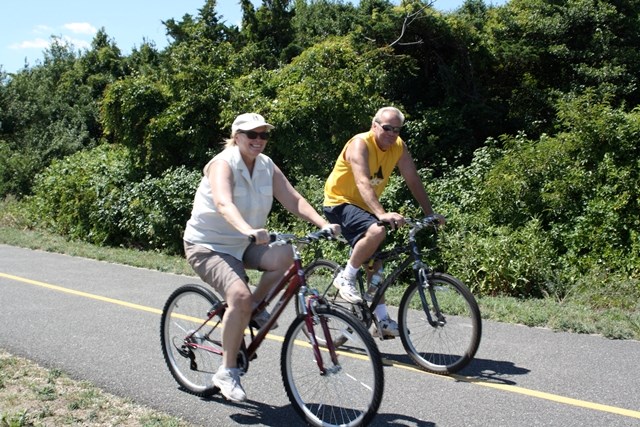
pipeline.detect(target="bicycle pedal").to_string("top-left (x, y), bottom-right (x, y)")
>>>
top-left (372, 326), bottom-right (398, 340)
top-left (250, 353), bottom-right (258, 361)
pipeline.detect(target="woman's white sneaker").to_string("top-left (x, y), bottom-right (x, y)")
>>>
top-left (213, 366), bottom-right (246, 402)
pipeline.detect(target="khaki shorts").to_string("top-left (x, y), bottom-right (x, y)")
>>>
top-left (183, 240), bottom-right (268, 296)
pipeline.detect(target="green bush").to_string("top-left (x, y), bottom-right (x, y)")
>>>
top-left (0, 141), bottom-right (34, 197)
top-left (440, 219), bottom-right (558, 298)
top-left (25, 144), bottom-right (133, 245)
top-left (112, 166), bottom-right (201, 254)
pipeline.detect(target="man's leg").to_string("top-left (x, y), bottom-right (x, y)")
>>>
top-left (348, 222), bottom-right (386, 269)
top-left (335, 222), bottom-right (386, 304)
top-left (350, 225), bottom-right (399, 337)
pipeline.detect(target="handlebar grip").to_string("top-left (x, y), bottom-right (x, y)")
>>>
top-left (424, 215), bottom-right (441, 226)
top-left (376, 220), bottom-right (400, 229)
top-left (248, 233), bottom-right (278, 243)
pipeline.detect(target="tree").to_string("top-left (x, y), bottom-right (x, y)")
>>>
top-left (102, 13), bottom-right (238, 176)
top-left (291, 0), bottom-right (361, 48)
top-left (483, 0), bottom-right (640, 137)
top-left (164, 0), bottom-right (240, 46)
top-left (0, 38), bottom-right (101, 197)
top-left (223, 36), bottom-right (412, 180)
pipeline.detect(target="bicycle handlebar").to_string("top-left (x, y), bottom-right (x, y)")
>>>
top-left (248, 228), bottom-right (339, 246)
top-left (376, 214), bottom-right (441, 230)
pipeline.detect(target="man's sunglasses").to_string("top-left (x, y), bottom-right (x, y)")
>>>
top-left (376, 121), bottom-right (402, 133)
top-left (238, 130), bottom-right (270, 140)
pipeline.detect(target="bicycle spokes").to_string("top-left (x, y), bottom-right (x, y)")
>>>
top-left (160, 285), bottom-right (224, 397)
top-left (281, 306), bottom-right (384, 427)
top-left (399, 273), bottom-right (481, 374)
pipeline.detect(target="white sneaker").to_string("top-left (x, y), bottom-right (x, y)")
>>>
top-left (373, 316), bottom-right (399, 338)
top-left (333, 274), bottom-right (363, 304)
top-left (213, 366), bottom-right (246, 402)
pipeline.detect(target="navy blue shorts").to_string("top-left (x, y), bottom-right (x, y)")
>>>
top-left (324, 203), bottom-right (378, 247)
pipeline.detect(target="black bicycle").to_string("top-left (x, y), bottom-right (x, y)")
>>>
top-left (301, 216), bottom-right (482, 374)
top-left (160, 229), bottom-right (384, 427)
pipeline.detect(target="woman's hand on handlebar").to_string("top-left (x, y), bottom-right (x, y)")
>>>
top-left (248, 228), bottom-right (271, 245)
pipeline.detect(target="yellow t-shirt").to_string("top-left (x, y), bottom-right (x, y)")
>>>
top-left (324, 130), bottom-right (404, 212)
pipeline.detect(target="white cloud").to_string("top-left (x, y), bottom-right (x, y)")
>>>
top-left (9, 35), bottom-right (91, 51)
top-left (63, 22), bottom-right (97, 35)
top-left (9, 38), bottom-right (50, 50)
top-left (9, 22), bottom-right (95, 51)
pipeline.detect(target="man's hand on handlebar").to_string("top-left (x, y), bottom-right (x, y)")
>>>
top-left (426, 213), bottom-right (446, 227)
top-left (377, 212), bottom-right (405, 230)
top-left (321, 223), bottom-right (342, 238)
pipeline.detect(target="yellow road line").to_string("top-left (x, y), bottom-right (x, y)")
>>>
top-left (382, 358), bottom-right (640, 419)
top-left (3, 271), bottom-right (640, 420)
top-left (0, 272), bottom-right (161, 314)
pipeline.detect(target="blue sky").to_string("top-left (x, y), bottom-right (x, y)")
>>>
top-left (1, 0), bottom-right (502, 75)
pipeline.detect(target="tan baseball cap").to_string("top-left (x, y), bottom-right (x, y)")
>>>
top-left (231, 113), bottom-right (274, 133)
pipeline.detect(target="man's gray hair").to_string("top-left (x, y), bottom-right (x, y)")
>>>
top-left (372, 106), bottom-right (405, 125)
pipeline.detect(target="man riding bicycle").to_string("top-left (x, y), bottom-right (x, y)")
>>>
top-left (323, 106), bottom-right (445, 338)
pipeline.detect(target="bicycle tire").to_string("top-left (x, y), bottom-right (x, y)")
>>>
top-left (160, 283), bottom-right (223, 397)
top-left (281, 305), bottom-right (384, 427)
top-left (398, 272), bottom-right (481, 374)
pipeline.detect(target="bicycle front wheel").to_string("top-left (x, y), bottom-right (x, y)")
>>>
top-left (398, 272), bottom-right (481, 374)
top-left (160, 284), bottom-right (223, 397)
top-left (281, 306), bottom-right (384, 427)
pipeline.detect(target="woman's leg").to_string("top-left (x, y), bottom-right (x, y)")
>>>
top-left (221, 278), bottom-right (252, 368)
top-left (245, 244), bottom-right (293, 305)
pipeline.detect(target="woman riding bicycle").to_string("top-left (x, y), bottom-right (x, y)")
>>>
top-left (183, 113), bottom-right (340, 402)
top-left (323, 106), bottom-right (445, 338)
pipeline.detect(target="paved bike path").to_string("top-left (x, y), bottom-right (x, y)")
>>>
top-left (1, 244), bottom-right (639, 426)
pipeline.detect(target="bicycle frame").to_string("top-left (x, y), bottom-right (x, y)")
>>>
top-left (184, 232), bottom-right (338, 372)
top-left (299, 216), bottom-right (480, 375)
top-left (363, 218), bottom-right (445, 328)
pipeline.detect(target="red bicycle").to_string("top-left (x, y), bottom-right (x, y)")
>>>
top-left (160, 229), bottom-right (384, 427)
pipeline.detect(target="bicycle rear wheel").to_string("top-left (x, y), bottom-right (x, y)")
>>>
top-left (301, 259), bottom-right (372, 348)
top-left (302, 259), bottom-right (341, 301)
top-left (160, 284), bottom-right (223, 396)
top-left (281, 306), bottom-right (384, 427)
top-left (398, 272), bottom-right (481, 374)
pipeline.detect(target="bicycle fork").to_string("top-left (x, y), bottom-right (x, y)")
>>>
top-left (414, 263), bottom-right (446, 327)
top-left (300, 292), bottom-right (340, 374)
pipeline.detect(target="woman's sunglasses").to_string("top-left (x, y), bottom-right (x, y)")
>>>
top-left (238, 130), bottom-right (270, 140)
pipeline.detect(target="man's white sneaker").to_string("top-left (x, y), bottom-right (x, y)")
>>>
top-left (373, 316), bottom-right (399, 339)
top-left (333, 274), bottom-right (363, 304)
top-left (213, 366), bottom-right (246, 402)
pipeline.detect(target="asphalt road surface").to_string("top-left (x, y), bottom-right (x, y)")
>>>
top-left (1, 244), bottom-right (639, 426)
